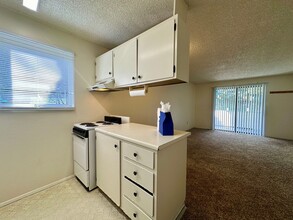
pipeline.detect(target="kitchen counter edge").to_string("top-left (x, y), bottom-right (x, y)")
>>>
top-left (95, 123), bottom-right (191, 151)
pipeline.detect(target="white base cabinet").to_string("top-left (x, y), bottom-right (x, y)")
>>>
top-left (95, 123), bottom-right (189, 220)
top-left (96, 132), bottom-right (120, 206)
top-left (121, 139), bottom-right (187, 220)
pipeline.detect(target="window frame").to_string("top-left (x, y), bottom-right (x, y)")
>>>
top-left (0, 31), bottom-right (75, 111)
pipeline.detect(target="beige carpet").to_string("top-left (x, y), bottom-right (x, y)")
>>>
top-left (182, 129), bottom-right (293, 220)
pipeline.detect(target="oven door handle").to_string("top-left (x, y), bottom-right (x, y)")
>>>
top-left (72, 133), bottom-right (86, 140)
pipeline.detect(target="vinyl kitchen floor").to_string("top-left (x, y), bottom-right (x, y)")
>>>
top-left (0, 178), bottom-right (128, 220)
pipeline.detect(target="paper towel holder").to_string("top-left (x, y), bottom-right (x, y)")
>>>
top-left (129, 85), bottom-right (148, 97)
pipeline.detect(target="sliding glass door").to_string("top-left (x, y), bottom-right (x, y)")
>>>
top-left (213, 84), bottom-right (266, 136)
top-left (213, 86), bottom-right (237, 132)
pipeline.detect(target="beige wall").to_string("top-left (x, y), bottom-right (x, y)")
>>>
top-left (95, 83), bottom-right (196, 131)
top-left (194, 74), bottom-right (293, 140)
top-left (0, 8), bottom-right (109, 204)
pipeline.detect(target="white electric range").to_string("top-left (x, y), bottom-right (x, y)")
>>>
top-left (72, 116), bottom-right (130, 191)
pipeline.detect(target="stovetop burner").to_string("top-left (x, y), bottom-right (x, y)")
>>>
top-left (80, 122), bottom-right (97, 127)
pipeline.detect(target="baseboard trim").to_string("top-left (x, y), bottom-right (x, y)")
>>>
top-left (176, 204), bottom-right (187, 220)
top-left (0, 175), bottom-right (74, 208)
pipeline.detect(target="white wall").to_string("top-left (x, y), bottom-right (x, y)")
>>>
top-left (0, 8), bottom-right (109, 204)
top-left (95, 83), bottom-right (196, 131)
top-left (194, 74), bottom-right (293, 140)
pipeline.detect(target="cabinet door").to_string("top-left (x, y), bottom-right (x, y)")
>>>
top-left (95, 50), bottom-right (113, 81)
top-left (138, 17), bottom-right (175, 83)
top-left (96, 132), bottom-right (120, 206)
top-left (114, 38), bottom-right (137, 87)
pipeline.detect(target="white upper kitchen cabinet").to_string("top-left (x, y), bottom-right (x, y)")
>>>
top-left (137, 14), bottom-right (189, 85)
top-left (93, 14), bottom-right (189, 89)
top-left (95, 50), bottom-right (113, 82)
top-left (113, 38), bottom-right (137, 87)
top-left (137, 16), bottom-right (175, 83)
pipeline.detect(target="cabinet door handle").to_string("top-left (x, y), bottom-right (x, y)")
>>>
top-left (132, 76), bottom-right (136, 80)
top-left (133, 213), bottom-right (137, 218)
top-left (138, 75), bottom-right (142, 79)
top-left (133, 171), bottom-right (137, 176)
top-left (133, 192), bottom-right (137, 197)
top-left (109, 72), bottom-right (112, 75)
top-left (133, 153), bottom-right (137, 157)
top-left (114, 144), bottom-right (118, 148)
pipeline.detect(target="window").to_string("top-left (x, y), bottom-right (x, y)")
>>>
top-left (0, 31), bottom-right (74, 109)
top-left (213, 84), bottom-right (266, 136)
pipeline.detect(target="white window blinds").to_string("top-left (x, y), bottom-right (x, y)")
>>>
top-left (0, 31), bottom-right (74, 109)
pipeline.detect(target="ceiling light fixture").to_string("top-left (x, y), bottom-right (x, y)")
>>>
top-left (23, 0), bottom-right (39, 11)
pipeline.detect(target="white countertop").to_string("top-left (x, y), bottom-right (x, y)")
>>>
top-left (95, 123), bottom-right (191, 151)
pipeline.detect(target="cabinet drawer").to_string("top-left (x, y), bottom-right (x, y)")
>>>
top-left (122, 196), bottom-right (152, 220)
top-left (123, 159), bottom-right (154, 193)
top-left (123, 142), bottom-right (154, 169)
top-left (123, 178), bottom-right (153, 217)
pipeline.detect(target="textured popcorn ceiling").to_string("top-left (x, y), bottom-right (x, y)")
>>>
top-left (0, 0), bottom-right (174, 48)
top-left (188, 0), bottom-right (293, 83)
top-left (0, 0), bottom-right (293, 83)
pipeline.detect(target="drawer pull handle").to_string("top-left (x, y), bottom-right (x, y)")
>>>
top-left (114, 144), bottom-right (118, 148)
top-left (133, 171), bottom-right (137, 176)
top-left (133, 213), bottom-right (137, 218)
top-left (133, 153), bottom-right (137, 157)
top-left (133, 192), bottom-right (137, 197)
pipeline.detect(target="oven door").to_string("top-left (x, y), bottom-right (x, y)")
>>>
top-left (73, 134), bottom-right (89, 171)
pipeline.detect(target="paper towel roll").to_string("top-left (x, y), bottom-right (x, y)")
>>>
top-left (129, 86), bottom-right (148, 97)
top-left (129, 89), bottom-right (145, 96)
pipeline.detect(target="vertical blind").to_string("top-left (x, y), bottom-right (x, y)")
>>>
top-left (213, 86), bottom-right (237, 132)
top-left (0, 31), bottom-right (74, 109)
top-left (214, 84), bottom-right (266, 136)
